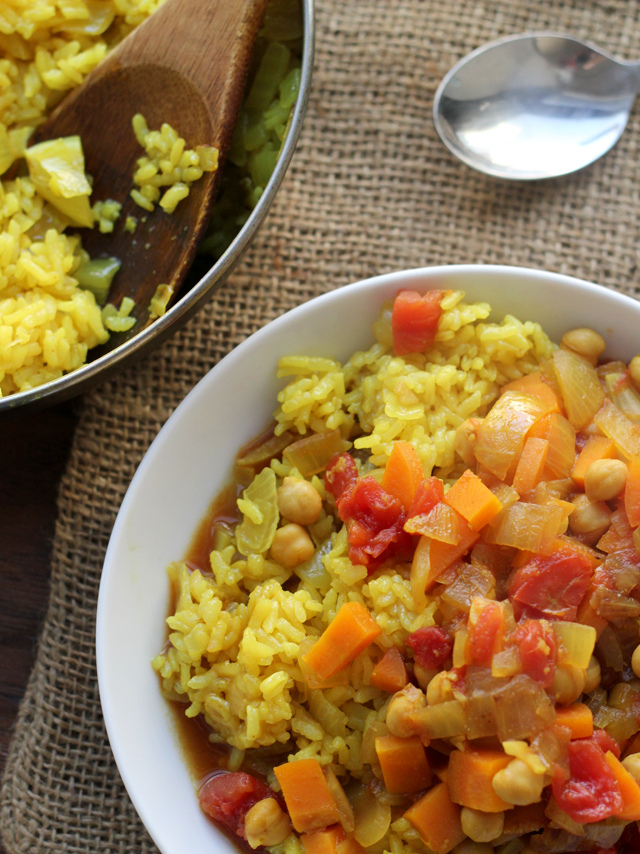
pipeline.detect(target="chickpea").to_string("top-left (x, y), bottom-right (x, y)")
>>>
top-left (414, 663), bottom-right (438, 691)
top-left (386, 684), bottom-right (427, 738)
top-left (630, 355), bottom-right (640, 390)
top-left (426, 670), bottom-right (456, 705)
top-left (584, 458), bottom-right (628, 502)
top-left (561, 327), bottom-right (606, 366)
top-left (553, 662), bottom-right (587, 705)
top-left (622, 753), bottom-right (640, 783)
top-left (568, 494), bottom-right (611, 544)
top-left (454, 417), bottom-right (483, 467)
top-left (460, 807), bottom-right (504, 843)
top-left (244, 798), bottom-right (292, 848)
top-left (632, 644), bottom-right (640, 678)
top-left (270, 523), bottom-right (315, 567)
top-left (492, 758), bottom-right (545, 806)
top-left (277, 476), bottom-right (322, 526)
top-left (584, 656), bottom-right (601, 693)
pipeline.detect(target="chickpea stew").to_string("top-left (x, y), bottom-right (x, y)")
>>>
top-left (153, 289), bottom-right (640, 854)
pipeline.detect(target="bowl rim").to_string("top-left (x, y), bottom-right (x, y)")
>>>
top-left (97, 262), bottom-right (640, 854)
top-left (0, 0), bottom-right (316, 414)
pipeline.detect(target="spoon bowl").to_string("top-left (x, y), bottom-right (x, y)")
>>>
top-left (433, 32), bottom-right (640, 180)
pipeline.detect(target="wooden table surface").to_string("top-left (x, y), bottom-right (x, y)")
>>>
top-left (0, 400), bottom-right (80, 853)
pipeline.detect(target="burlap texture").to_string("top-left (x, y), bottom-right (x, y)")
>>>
top-left (3, 0), bottom-right (640, 851)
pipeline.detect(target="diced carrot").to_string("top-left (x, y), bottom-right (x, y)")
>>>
top-left (527, 412), bottom-right (576, 480)
top-left (512, 437), bottom-right (549, 496)
top-left (403, 782), bottom-right (466, 854)
top-left (578, 587), bottom-right (609, 635)
top-left (301, 826), bottom-right (366, 854)
top-left (275, 758), bottom-right (344, 833)
top-left (301, 826), bottom-right (344, 854)
top-left (624, 456), bottom-right (640, 527)
top-left (443, 468), bottom-right (503, 530)
top-left (555, 703), bottom-right (594, 739)
top-left (475, 391), bottom-right (553, 480)
top-left (302, 601), bottom-right (381, 681)
top-left (501, 372), bottom-right (562, 413)
top-left (381, 441), bottom-right (424, 509)
top-left (336, 835), bottom-right (366, 854)
top-left (604, 750), bottom-right (640, 821)
top-left (571, 435), bottom-right (617, 488)
top-left (410, 512), bottom-right (479, 602)
top-left (370, 647), bottom-right (409, 693)
top-left (375, 734), bottom-right (432, 794)
top-left (447, 749), bottom-right (512, 812)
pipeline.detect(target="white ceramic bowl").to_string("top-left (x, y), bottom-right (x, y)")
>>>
top-left (97, 264), bottom-right (640, 854)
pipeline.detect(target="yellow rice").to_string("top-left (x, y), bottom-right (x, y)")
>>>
top-left (0, 0), bottom-right (166, 396)
top-left (152, 291), bottom-right (555, 854)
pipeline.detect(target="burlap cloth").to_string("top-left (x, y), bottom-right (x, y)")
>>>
top-left (3, 0), bottom-right (640, 851)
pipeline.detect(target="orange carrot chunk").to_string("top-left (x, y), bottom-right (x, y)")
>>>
top-left (512, 437), bottom-right (549, 496)
top-left (443, 468), bottom-right (503, 530)
top-left (274, 758), bottom-right (343, 833)
top-left (404, 782), bottom-right (466, 854)
top-left (302, 601), bottom-right (381, 681)
top-left (375, 734), bottom-right (432, 794)
top-left (624, 455), bottom-right (640, 527)
top-left (604, 750), bottom-right (640, 821)
top-left (555, 703), bottom-right (594, 739)
top-left (381, 441), bottom-right (424, 509)
top-left (301, 826), bottom-right (344, 854)
top-left (370, 647), bottom-right (409, 693)
top-left (447, 749), bottom-right (512, 813)
top-left (571, 435), bottom-right (617, 487)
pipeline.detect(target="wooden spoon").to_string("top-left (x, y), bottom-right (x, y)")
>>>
top-left (30, 0), bottom-right (269, 339)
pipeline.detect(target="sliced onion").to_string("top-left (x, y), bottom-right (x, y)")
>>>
top-left (552, 621), bottom-right (596, 670)
top-left (405, 500), bottom-right (461, 543)
top-left (351, 780), bottom-right (392, 847)
top-left (604, 371), bottom-right (640, 423)
top-left (492, 674), bottom-right (556, 741)
top-left (595, 625), bottom-right (625, 672)
top-left (594, 398), bottom-right (640, 460)
top-left (283, 429), bottom-right (345, 476)
top-left (484, 500), bottom-right (565, 555)
top-left (475, 391), bottom-right (553, 479)
top-left (552, 348), bottom-right (605, 430)
top-left (591, 586), bottom-right (640, 621)
top-left (441, 562), bottom-right (495, 613)
top-left (236, 426), bottom-right (294, 468)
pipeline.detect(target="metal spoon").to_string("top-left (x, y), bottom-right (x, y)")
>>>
top-left (30, 0), bottom-right (268, 337)
top-left (433, 32), bottom-right (640, 180)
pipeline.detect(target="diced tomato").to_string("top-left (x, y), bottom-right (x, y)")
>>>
top-left (589, 729), bottom-right (621, 759)
top-left (406, 626), bottom-right (452, 670)
top-left (326, 454), bottom-right (413, 573)
top-left (551, 739), bottom-right (623, 824)
top-left (325, 452), bottom-right (358, 503)
top-left (391, 289), bottom-right (444, 356)
top-left (514, 619), bottom-right (557, 689)
top-left (467, 599), bottom-right (504, 666)
top-left (508, 548), bottom-right (592, 621)
top-left (406, 476), bottom-right (445, 518)
top-left (199, 771), bottom-right (275, 840)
